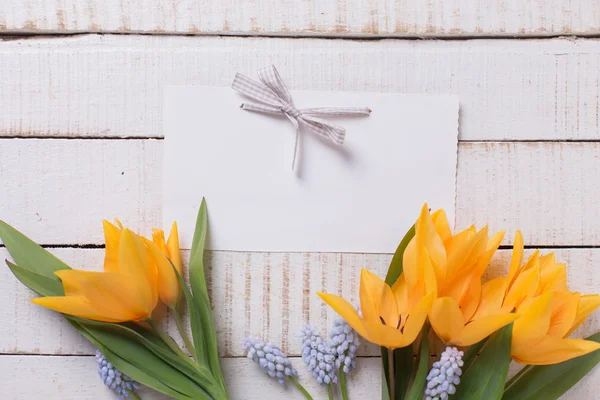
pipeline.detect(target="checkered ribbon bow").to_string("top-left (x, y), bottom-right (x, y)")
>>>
top-left (232, 65), bottom-right (371, 169)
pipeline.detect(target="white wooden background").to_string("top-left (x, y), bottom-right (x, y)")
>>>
top-left (0, 2), bottom-right (599, 399)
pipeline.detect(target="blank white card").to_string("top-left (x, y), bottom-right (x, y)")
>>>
top-left (163, 86), bottom-right (458, 252)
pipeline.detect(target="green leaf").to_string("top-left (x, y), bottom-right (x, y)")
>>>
top-left (381, 224), bottom-right (416, 400)
top-left (186, 200), bottom-right (228, 394)
top-left (385, 225), bottom-right (415, 286)
top-left (77, 320), bottom-right (212, 399)
top-left (6, 260), bottom-right (64, 296)
top-left (453, 324), bottom-right (513, 400)
top-left (382, 347), bottom-right (391, 399)
top-left (189, 199), bottom-right (209, 299)
top-left (394, 345), bottom-right (414, 399)
top-left (77, 318), bottom-right (215, 390)
top-left (70, 319), bottom-right (196, 400)
top-left (461, 338), bottom-right (487, 371)
top-left (0, 220), bottom-right (71, 278)
top-left (502, 333), bottom-right (600, 400)
top-left (405, 325), bottom-right (431, 400)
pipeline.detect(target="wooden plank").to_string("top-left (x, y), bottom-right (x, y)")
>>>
top-left (0, 35), bottom-right (599, 141)
top-left (2, 139), bottom-right (599, 246)
top-left (0, 355), bottom-right (382, 399)
top-left (1, 247), bottom-right (598, 356)
top-left (457, 142), bottom-right (600, 247)
top-left (1, 1), bottom-right (599, 37)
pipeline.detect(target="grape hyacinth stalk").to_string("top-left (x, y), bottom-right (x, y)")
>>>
top-left (96, 350), bottom-right (141, 400)
top-left (329, 316), bottom-right (359, 400)
top-left (300, 325), bottom-right (338, 400)
top-left (243, 336), bottom-right (313, 400)
top-left (425, 346), bottom-right (464, 400)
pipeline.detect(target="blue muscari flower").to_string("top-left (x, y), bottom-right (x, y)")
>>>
top-left (329, 315), bottom-right (360, 374)
top-left (96, 350), bottom-right (141, 400)
top-left (300, 325), bottom-right (338, 385)
top-left (425, 346), bottom-right (464, 400)
top-left (243, 336), bottom-right (297, 385)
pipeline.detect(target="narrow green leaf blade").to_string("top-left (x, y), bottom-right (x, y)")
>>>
top-left (0, 220), bottom-right (71, 278)
top-left (502, 333), bottom-right (600, 400)
top-left (406, 325), bottom-right (431, 400)
top-left (453, 324), bottom-right (513, 400)
top-left (77, 320), bottom-right (211, 399)
top-left (385, 225), bottom-right (415, 286)
top-left (189, 199), bottom-right (209, 299)
top-left (6, 261), bottom-right (64, 296)
top-left (462, 338), bottom-right (487, 371)
top-left (186, 201), bottom-right (228, 393)
top-left (394, 345), bottom-right (414, 399)
top-left (382, 347), bottom-right (391, 399)
top-left (70, 320), bottom-right (196, 400)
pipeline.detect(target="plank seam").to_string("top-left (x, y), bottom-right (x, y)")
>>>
top-left (1, 32), bottom-right (600, 41)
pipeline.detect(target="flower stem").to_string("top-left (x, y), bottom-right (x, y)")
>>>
top-left (387, 348), bottom-right (395, 399)
top-left (287, 376), bottom-right (314, 400)
top-left (339, 367), bottom-right (349, 400)
top-left (327, 384), bottom-right (334, 400)
top-left (174, 308), bottom-right (197, 361)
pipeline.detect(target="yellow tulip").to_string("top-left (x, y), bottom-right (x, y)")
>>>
top-left (472, 231), bottom-right (569, 319)
top-left (511, 291), bottom-right (600, 365)
top-left (32, 222), bottom-right (159, 322)
top-left (145, 222), bottom-right (182, 308)
top-left (404, 204), bottom-right (516, 346)
top-left (318, 269), bottom-right (434, 349)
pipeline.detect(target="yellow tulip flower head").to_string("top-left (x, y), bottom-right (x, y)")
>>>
top-left (318, 269), bottom-right (434, 349)
top-left (402, 204), bottom-right (516, 346)
top-left (145, 222), bottom-right (182, 309)
top-left (32, 221), bottom-right (159, 322)
top-left (511, 291), bottom-right (600, 365)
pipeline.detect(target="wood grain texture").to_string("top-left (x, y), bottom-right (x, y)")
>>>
top-left (1, 247), bottom-right (598, 357)
top-left (1, 355), bottom-right (597, 399)
top-left (0, 355), bottom-right (381, 399)
top-left (0, 35), bottom-right (599, 141)
top-left (1, 1), bottom-right (599, 37)
top-left (2, 139), bottom-right (599, 246)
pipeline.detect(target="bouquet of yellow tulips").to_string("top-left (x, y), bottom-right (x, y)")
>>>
top-left (1, 200), bottom-right (229, 400)
top-left (318, 204), bottom-right (600, 400)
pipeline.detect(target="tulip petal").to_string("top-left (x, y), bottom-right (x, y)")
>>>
top-left (32, 296), bottom-right (125, 323)
top-left (504, 259), bottom-right (540, 310)
top-left (318, 292), bottom-right (371, 342)
top-left (431, 209), bottom-right (452, 244)
top-left (55, 270), bottom-right (148, 320)
top-left (567, 294), bottom-right (600, 336)
top-left (166, 222), bottom-right (182, 274)
top-left (513, 337), bottom-right (600, 365)
top-left (118, 229), bottom-right (154, 309)
top-left (460, 277), bottom-right (482, 322)
top-left (145, 238), bottom-right (180, 308)
top-left (102, 220), bottom-right (121, 273)
top-left (415, 204), bottom-right (446, 278)
top-left (506, 230), bottom-right (524, 292)
top-left (453, 312), bottom-right (518, 346)
top-left (547, 292), bottom-right (579, 338)
top-left (402, 292), bottom-right (435, 345)
top-left (391, 274), bottom-right (409, 316)
top-left (513, 292), bottom-right (554, 351)
top-left (359, 269), bottom-right (386, 324)
top-left (430, 297), bottom-right (464, 343)
top-left (473, 277), bottom-right (506, 319)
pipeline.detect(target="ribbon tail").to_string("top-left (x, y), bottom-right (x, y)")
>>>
top-left (286, 115), bottom-right (301, 170)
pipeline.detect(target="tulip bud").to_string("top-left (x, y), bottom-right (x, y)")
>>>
top-left (145, 237), bottom-right (180, 309)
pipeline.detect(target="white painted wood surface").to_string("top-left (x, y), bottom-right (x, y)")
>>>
top-left (1, 139), bottom-right (599, 246)
top-left (0, 9), bottom-right (599, 397)
top-left (0, 35), bottom-right (599, 141)
top-left (1, 248), bottom-right (598, 357)
top-left (1, 0), bottom-right (599, 36)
